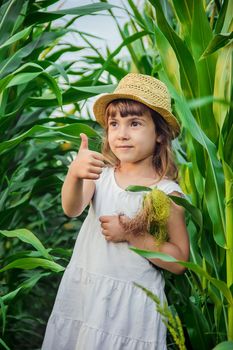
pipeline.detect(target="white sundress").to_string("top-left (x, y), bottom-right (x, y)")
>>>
top-left (41, 166), bottom-right (184, 350)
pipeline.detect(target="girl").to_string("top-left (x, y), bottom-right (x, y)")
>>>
top-left (42, 73), bottom-right (190, 350)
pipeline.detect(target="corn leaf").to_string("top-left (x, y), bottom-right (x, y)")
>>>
top-left (0, 229), bottom-right (52, 260)
top-left (0, 124), bottom-right (99, 154)
top-left (201, 32), bottom-right (233, 59)
top-left (0, 258), bottom-right (65, 273)
top-left (130, 248), bottom-right (233, 305)
top-left (26, 3), bottom-right (118, 25)
top-left (162, 75), bottom-right (225, 247)
top-left (0, 0), bottom-right (24, 46)
top-left (149, 0), bottom-right (198, 98)
top-left (212, 341), bottom-right (233, 350)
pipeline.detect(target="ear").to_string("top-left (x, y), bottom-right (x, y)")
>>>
top-left (156, 135), bottom-right (163, 143)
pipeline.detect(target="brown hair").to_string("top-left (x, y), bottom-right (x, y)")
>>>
top-left (101, 99), bottom-right (178, 181)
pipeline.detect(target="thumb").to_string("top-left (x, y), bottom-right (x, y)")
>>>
top-left (79, 133), bottom-right (89, 150)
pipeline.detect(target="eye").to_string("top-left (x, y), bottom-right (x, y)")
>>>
top-left (108, 121), bottom-right (118, 127)
top-left (131, 120), bottom-right (141, 127)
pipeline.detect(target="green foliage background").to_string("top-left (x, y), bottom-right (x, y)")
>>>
top-left (0, 1), bottom-right (232, 349)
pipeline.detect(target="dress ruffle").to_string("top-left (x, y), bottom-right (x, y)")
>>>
top-left (43, 266), bottom-right (167, 350)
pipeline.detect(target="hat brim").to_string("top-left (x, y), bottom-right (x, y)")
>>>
top-left (93, 92), bottom-right (180, 138)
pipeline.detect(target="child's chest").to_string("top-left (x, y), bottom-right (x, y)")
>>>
top-left (92, 185), bottom-right (144, 219)
top-left (114, 172), bottom-right (159, 190)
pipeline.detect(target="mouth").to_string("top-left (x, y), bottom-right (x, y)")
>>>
top-left (116, 146), bottom-right (133, 149)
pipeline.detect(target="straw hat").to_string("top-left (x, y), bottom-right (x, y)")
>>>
top-left (93, 73), bottom-right (180, 138)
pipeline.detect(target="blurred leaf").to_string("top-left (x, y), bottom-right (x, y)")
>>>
top-left (49, 3), bottom-right (119, 15)
top-left (71, 84), bottom-right (117, 94)
top-left (212, 342), bottom-right (233, 350)
top-left (205, 158), bottom-right (226, 248)
top-left (187, 96), bottom-right (232, 109)
top-left (201, 32), bottom-right (233, 59)
top-left (46, 46), bottom-right (86, 62)
top-left (27, 86), bottom-right (97, 107)
top-left (25, 3), bottom-right (118, 25)
top-left (153, 25), bottom-right (181, 93)
top-left (80, 55), bottom-right (127, 79)
top-left (191, 0), bottom-right (217, 141)
top-left (213, 43), bottom-right (232, 129)
top-left (0, 124), bottom-right (99, 154)
top-left (0, 258), bottom-right (65, 273)
top-left (6, 72), bottom-right (42, 87)
top-left (0, 31), bottom-right (67, 79)
top-left (0, 25), bottom-right (32, 50)
top-left (47, 61), bottom-right (69, 84)
top-left (39, 71), bottom-right (63, 107)
top-left (171, 0), bottom-right (193, 49)
top-left (149, 0), bottom-right (198, 98)
top-left (130, 248), bottom-right (233, 305)
top-left (31, 0), bottom-right (58, 9)
top-left (0, 0), bottom-right (24, 46)
top-left (0, 229), bottom-right (52, 260)
top-left (0, 338), bottom-right (10, 350)
top-left (182, 301), bottom-right (213, 350)
top-left (0, 297), bottom-right (6, 335)
top-left (19, 271), bottom-right (51, 291)
top-left (162, 75), bottom-right (226, 248)
top-left (93, 31), bottom-right (149, 83)
top-left (2, 272), bottom-right (50, 303)
top-left (215, 0), bottom-right (233, 33)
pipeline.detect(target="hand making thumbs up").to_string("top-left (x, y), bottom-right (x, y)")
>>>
top-left (68, 133), bottom-right (105, 180)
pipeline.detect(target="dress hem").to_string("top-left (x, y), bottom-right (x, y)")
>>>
top-left (50, 312), bottom-right (166, 346)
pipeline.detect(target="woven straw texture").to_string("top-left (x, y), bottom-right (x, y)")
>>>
top-left (93, 73), bottom-right (180, 138)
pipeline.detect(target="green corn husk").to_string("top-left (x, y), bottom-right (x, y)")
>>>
top-left (120, 188), bottom-right (171, 246)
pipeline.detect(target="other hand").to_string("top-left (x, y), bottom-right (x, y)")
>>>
top-left (69, 133), bottom-right (105, 180)
top-left (99, 215), bottom-right (130, 243)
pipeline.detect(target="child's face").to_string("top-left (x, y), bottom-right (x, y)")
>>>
top-left (107, 111), bottom-right (157, 165)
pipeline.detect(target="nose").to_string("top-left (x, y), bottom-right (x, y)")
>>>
top-left (117, 125), bottom-right (130, 140)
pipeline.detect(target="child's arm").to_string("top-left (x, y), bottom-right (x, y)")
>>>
top-left (126, 191), bottom-right (190, 274)
top-left (99, 191), bottom-right (189, 275)
top-left (62, 133), bottom-right (105, 217)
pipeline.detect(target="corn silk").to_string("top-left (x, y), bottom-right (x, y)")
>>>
top-left (120, 188), bottom-right (171, 246)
